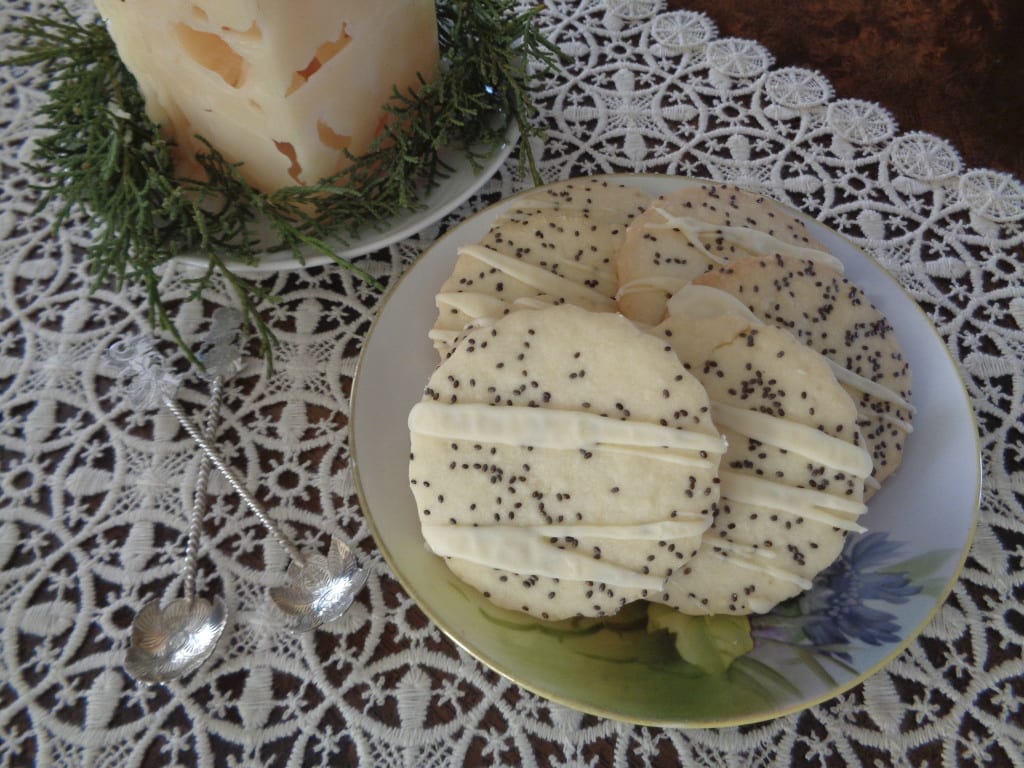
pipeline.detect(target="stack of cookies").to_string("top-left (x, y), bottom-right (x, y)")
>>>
top-left (408, 177), bottom-right (913, 620)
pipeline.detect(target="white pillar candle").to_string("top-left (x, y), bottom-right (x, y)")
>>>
top-left (96, 0), bottom-right (440, 193)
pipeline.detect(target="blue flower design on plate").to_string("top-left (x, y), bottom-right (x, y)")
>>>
top-left (798, 532), bottom-right (921, 655)
top-left (749, 531), bottom-right (955, 677)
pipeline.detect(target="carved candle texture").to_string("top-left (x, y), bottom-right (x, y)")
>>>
top-left (95, 0), bottom-right (441, 193)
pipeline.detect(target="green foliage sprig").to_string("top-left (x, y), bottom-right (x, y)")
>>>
top-left (5, 1), bottom-right (557, 367)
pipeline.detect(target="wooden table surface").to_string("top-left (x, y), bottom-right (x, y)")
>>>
top-left (671, 0), bottom-right (1024, 180)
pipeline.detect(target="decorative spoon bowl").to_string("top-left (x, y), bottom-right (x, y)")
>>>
top-left (269, 537), bottom-right (368, 633)
top-left (160, 394), bottom-right (366, 632)
top-left (107, 332), bottom-right (367, 634)
top-left (126, 595), bottom-right (228, 683)
top-left (126, 383), bottom-right (229, 683)
top-left (122, 308), bottom-right (242, 682)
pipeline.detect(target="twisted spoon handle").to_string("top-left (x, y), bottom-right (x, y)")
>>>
top-left (182, 377), bottom-right (225, 601)
top-left (161, 395), bottom-right (307, 565)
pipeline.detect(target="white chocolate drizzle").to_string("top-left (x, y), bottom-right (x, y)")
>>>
top-left (428, 328), bottom-right (461, 346)
top-left (430, 296), bottom-right (561, 352)
top-left (511, 296), bottom-right (557, 310)
top-left (648, 209), bottom-right (846, 273)
top-left (409, 402), bottom-right (727, 457)
top-left (436, 292), bottom-right (510, 320)
top-left (708, 540), bottom-right (814, 590)
top-left (828, 358), bottom-right (916, 418)
top-left (665, 284), bottom-right (761, 323)
top-left (536, 518), bottom-right (708, 538)
top-left (666, 285), bottom-right (915, 432)
top-left (743, 595), bottom-right (776, 614)
top-left (615, 276), bottom-right (689, 300)
top-left (712, 402), bottom-right (874, 476)
top-left (458, 245), bottom-right (617, 310)
top-left (719, 471), bottom-right (867, 532)
top-left (873, 410), bottom-right (915, 433)
top-left (598, 444), bottom-right (717, 469)
top-left (421, 525), bottom-right (666, 590)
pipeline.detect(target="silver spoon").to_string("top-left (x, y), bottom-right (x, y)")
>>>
top-left (106, 334), bottom-right (366, 633)
top-left (124, 390), bottom-right (228, 683)
top-left (160, 395), bottom-right (366, 631)
top-left (124, 311), bottom-right (244, 683)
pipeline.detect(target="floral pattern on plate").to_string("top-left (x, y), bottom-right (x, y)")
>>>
top-left (748, 532), bottom-right (957, 692)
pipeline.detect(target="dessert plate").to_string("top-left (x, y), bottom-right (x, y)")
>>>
top-left (178, 122), bottom-right (518, 273)
top-left (350, 174), bottom-right (980, 726)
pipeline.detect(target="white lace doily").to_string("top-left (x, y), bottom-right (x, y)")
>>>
top-left (2, 1), bottom-right (1023, 766)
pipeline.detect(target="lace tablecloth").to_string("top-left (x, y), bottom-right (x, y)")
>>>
top-left (2, 1), bottom-right (1023, 765)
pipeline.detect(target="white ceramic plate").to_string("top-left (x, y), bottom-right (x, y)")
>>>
top-left (177, 123), bottom-right (518, 273)
top-left (350, 174), bottom-right (980, 726)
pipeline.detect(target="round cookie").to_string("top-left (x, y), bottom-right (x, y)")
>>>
top-left (651, 286), bottom-right (872, 615)
top-left (429, 179), bottom-right (652, 359)
top-left (614, 181), bottom-right (843, 326)
top-left (409, 304), bottom-right (727, 620)
top-left (692, 253), bottom-right (913, 493)
top-left (515, 176), bottom-right (654, 217)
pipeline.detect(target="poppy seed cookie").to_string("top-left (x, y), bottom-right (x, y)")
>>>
top-left (693, 253), bottom-right (913, 493)
top-left (615, 182), bottom-right (842, 326)
top-left (410, 304), bottom-right (726, 619)
top-left (430, 179), bottom-right (652, 359)
top-left (651, 286), bottom-right (872, 615)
